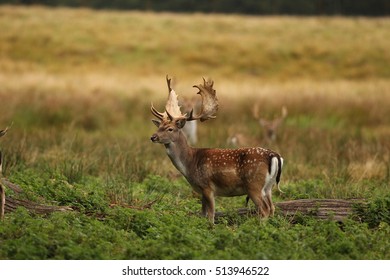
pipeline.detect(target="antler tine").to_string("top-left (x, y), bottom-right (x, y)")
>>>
top-left (165, 75), bottom-right (185, 119)
top-left (150, 103), bottom-right (166, 121)
top-left (166, 75), bottom-right (173, 94)
top-left (151, 76), bottom-right (218, 123)
top-left (150, 75), bottom-right (181, 122)
top-left (188, 77), bottom-right (219, 122)
top-left (202, 76), bottom-right (213, 87)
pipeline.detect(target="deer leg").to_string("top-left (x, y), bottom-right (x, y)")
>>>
top-left (264, 189), bottom-right (275, 216)
top-left (261, 189), bottom-right (271, 218)
top-left (266, 182), bottom-right (275, 216)
top-left (201, 189), bottom-right (215, 223)
top-left (247, 187), bottom-right (267, 218)
top-left (245, 195), bottom-right (250, 207)
top-left (263, 179), bottom-right (276, 217)
top-left (201, 196), bottom-right (208, 217)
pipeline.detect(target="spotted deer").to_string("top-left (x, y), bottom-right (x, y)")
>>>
top-left (150, 76), bottom-right (283, 223)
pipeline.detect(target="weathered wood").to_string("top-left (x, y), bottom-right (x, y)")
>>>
top-left (1, 126), bottom-right (72, 217)
top-left (0, 177), bottom-right (73, 217)
top-left (276, 199), bottom-right (364, 221)
top-left (215, 199), bottom-right (365, 222)
top-left (1, 178), bottom-right (23, 193)
top-left (4, 196), bottom-right (72, 214)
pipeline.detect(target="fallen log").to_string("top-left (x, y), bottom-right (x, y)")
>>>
top-left (276, 199), bottom-right (364, 221)
top-left (215, 199), bottom-right (365, 222)
top-left (0, 177), bottom-right (72, 219)
top-left (4, 196), bottom-right (73, 214)
top-left (1, 127), bottom-right (72, 219)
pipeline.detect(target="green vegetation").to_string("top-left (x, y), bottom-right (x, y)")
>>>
top-left (0, 6), bottom-right (389, 259)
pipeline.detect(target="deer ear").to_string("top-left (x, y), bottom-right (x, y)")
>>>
top-left (152, 119), bottom-right (161, 127)
top-left (175, 118), bottom-right (187, 129)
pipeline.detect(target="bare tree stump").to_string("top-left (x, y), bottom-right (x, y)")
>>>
top-left (215, 199), bottom-right (365, 222)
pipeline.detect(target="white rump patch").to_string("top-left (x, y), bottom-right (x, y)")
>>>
top-left (263, 157), bottom-right (279, 195)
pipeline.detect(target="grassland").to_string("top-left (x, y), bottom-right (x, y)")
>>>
top-left (0, 5), bottom-right (389, 260)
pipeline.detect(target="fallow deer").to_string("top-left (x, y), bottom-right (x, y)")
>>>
top-left (253, 104), bottom-right (288, 144)
top-left (179, 96), bottom-right (200, 145)
top-left (226, 132), bottom-right (258, 148)
top-left (150, 76), bottom-right (283, 223)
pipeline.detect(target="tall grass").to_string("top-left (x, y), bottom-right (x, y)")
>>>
top-left (1, 77), bottom-right (389, 203)
top-left (0, 5), bottom-right (390, 260)
top-left (0, 5), bottom-right (389, 211)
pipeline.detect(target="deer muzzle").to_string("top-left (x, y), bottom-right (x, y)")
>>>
top-left (150, 134), bottom-right (159, 143)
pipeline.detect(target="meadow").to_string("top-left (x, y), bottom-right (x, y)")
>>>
top-left (0, 5), bottom-right (389, 259)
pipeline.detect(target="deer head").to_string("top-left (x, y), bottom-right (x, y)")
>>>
top-left (150, 76), bottom-right (283, 224)
top-left (150, 76), bottom-right (218, 145)
top-left (253, 105), bottom-right (287, 143)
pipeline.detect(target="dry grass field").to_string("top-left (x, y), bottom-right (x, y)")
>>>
top-left (0, 5), bottom-right (389, 260)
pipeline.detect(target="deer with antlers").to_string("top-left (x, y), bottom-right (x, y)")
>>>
top-left (150, 76), bottom-right (283, 223)
top-left (253, 104), bottom-right (288, 144)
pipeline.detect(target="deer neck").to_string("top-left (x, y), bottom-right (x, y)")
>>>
top-left (164, 131), bottom-right (194, 177)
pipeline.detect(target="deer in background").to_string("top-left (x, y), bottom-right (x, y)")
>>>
top-left (227, 105), bottom-right (287, 148)
top-left (226, 131), bottom-right (258, 148)
top-left (253, 104), bottom-right (288, 144)
top-left (150, 76), bottom-right (283, 223)
top-left (179, 96), bottom-right (200, 145)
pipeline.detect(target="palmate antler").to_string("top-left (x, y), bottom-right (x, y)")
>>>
top-left (151, 75), bottom-right (184, 121)
top-left (151, 75), bottom-right (218, 123)
top-left (189, 77), bottom-right (218, 122)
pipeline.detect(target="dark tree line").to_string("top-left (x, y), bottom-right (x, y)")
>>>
top-left (1, 0), bottom-right (389, 16)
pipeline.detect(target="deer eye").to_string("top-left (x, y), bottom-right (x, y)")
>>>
top-left (167, 128), bottom-right (174, 132)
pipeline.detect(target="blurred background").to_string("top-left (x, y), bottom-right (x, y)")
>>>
top-left (0, 1), bottom-right (389, 198)
top-left (0, 0), bottom-right (390, 261)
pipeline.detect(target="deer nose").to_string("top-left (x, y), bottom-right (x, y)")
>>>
top-left (151, 134), bottom-right (159, 142)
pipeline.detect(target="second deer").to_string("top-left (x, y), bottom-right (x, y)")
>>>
top-left (150, 76), bottom-right (284, 223)
top-left (254, 104), bottom-right (288, 144)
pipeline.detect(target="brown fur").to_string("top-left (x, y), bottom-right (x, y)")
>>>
top-left (151, 121), bottom-right (282, 223)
